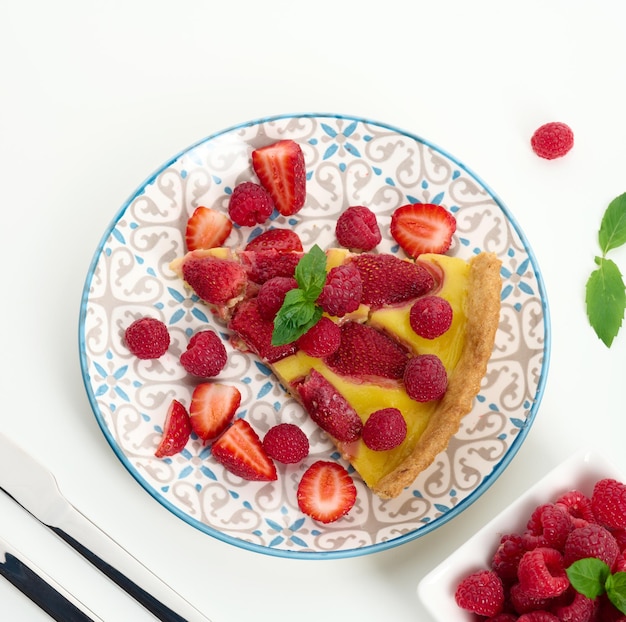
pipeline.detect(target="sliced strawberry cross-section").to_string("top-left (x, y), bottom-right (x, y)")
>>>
top-left (211, 418), bottom-right (277, 481)
top-left (252, 139), bottom-right (306, 216)
top-left (189, 382), bottom-right (241, 442)
top-left (297, 460), bottom-right (357, 524)
top-left (185, 206), bottom-right (232, 252)
top-left (390, 202), bottom-right (456, 258)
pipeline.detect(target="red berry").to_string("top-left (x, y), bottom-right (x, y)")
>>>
top-left (296, 316), bottom-right (341, 358)
top-left (517, 547), bottom-right (569, 599)
top-left (181, 255), bottom-right (247, 306)
top-left (185, 206), bottom-right (232, 252)
top-left (180, 330), bottom-right (227, 377)
top-left (523, 503), bottom-right (573, 550)
top-left (155, 399), bottom-right (191, 457)
top-left (244, 228), bottom-right (303, 254)
top-left (124, 317), bottom-right (170, 359)
top-left (555, 489), bottom-right (596, 528)
top-left (530, 122), bottom-right (574, 160)
top-left (256, 276), bottom-right (298, 320)
top-left (262, 423), bottom-right (309, 464)
top-left (316, 263), bottom-right (363, 317)
top-left (591, 478), bottom-right (626, 529)
top-left (189, 382), bottom-right (240, 442)
top-left (409, 295), bottom-right (453, 339)
top-left (335, 205), bottom-right (381, 252)
top-left (362, 408), bottom-right (407, 451)
top-left (517, 612), bottom-right (560, 622)
top-left (553, 591), bottom-right (597, 622)
top-left (454, 569), bottom-right (504, 617)
top-left (509, 582), bottom-right (554, 615)
top-left (228, 181), bottom-right (275, 226)
top-left (563, 523), bottom-right (620, 568)
top-left (491, 533), bottom-right (528, 581)
top-left (403, 354), bottom-right (447, 402)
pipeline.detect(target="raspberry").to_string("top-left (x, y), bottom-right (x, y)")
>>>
top-left (296, 316), bottom-right (341, 358)
top-left (262, 423), bottom-right (309, 464)
top-left (591, 478), bottom-right (626, 529)
top-left (180, 330), bottom-right (227, 377)
top-left (517, 548), bottom-right (569, 599)
top-left (124, 317), bottom-right (170, 359)
top-left (509, 582), bottom-right (554, 614)
top-left (403, 354), bottom-right (447, 402)
top-left (362, 408), bottom-right (407, 451)
top-left (552, 591), bottom-right (596, 622)
top-left (454, 569), bottom-right (504, 617)
top-left (409, 295), bottom-right (453, 339)
top-left (524, 503), bottom-right (573, 550)
top-left (335, 205), bottom-right (381, 252)
top-left (316, 263), bottom-right (363, 317)
top-left (487, 615), bottom-right (517, 622)
top-left (256, 276), bottom-right (298, 320)
top-left (228, 181), bottom-right (275, 226)
top-left (563, 523), bottom-right (619, 568)
top-left (517, 613), bottom-right (560, 622)
top-left (555, 490), bottom-right (596, 528)
top-left (530, 122), bottom-right (574, 160)
top-left (492, 533), bottom-right (528, 581)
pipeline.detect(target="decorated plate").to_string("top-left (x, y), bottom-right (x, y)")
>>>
top-left (78, 113), bottom-right (550, 559)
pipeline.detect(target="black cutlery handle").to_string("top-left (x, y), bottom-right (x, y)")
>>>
top-left (51, 527), bottom-right (187, 622)
top-left (0, 552), bottom-right (96, 622)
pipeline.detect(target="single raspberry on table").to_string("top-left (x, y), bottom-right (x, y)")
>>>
top-left (256, 276), bottom-right (298, 320)
top-left (563, 522), bottom-right (620, 568)
top-left (124, 317), bottom-right (170, 359)
top-left (361, 408), bottom-right (407, 451)
top-left (180, 330), bottom-right (227, 377)
top-left (591, 478), bottom-right (626, 529)
top-left (316, 263), bottom-right (363, 317)
top-left (335, 205), bottom-right (381, 252)
top-left (296, 316), bottom-right (341, 358)
top-left (262, 423), bottom-right (309, 464)
top-left (409, 295), bottom-right (453, 339)
top-left (403, 354), bottom-right (447, 402)
top-left (228, 181), bottom-right (275, 226)
top-left (530, 122), bottom-right (574, 160)
top-left (516, 547), bottom-right (569, 599)
top-left (454, 569), bottom-right (504, 617)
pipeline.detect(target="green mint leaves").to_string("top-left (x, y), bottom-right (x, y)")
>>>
top-left (271, 245), bottom-right (327, 346)
top-left (586, 192), bottom-right (626, 347)
top-left (567, 558), bottom-right (626, 613)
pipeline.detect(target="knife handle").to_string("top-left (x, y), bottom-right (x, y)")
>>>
top-left (0, 551), bottom-right (99, 622)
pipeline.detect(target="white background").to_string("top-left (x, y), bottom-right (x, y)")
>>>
top-left (2, 1), bottom-right (626, 620)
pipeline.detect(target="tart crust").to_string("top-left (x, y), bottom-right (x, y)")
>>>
top-left (371, 251), bottom-right (502, 498)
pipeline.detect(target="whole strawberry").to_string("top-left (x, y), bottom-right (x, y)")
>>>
top-left (530, 122), bottom-right (574, 160)
top-left (454, 569), bottom-right (504, 617)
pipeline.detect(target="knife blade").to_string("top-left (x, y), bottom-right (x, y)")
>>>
top-left (0, 533), bottom-right (104, 621)
top-left (0, 433), bottom-right (212, 622)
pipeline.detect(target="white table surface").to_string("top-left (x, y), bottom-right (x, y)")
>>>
top-left (2, 1), bottom-right (626, 620)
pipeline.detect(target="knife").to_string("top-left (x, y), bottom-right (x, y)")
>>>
top-left (0, 533), bottom-right (104, 621)
top-left (0, 433), bottom-right (212, 622)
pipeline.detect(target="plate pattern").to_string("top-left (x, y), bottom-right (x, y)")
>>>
top-left (79, 114), bottom-right (550, 558)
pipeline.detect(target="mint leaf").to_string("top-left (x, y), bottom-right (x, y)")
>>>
top-left (599, 192), bottom-right (626, 255)
top-left (567, 558), bottom-right (611, 599)
top-left (585, 256), bottom-right (626, 347)
top-left (271, 289), bottom-right (323, 346)
top-left (606, 572), bottom-right (626, 614)
top-left (295, 244), bottom-right (327, 301)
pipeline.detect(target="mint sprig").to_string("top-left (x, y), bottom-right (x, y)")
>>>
top-left (567, 558), bottom-right (626, 613)
top-left (586, 192), bottom-right (626, 347)
top-left (271, 244), bottom-right (327, 346)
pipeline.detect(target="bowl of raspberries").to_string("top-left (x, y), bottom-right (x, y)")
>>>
top-left (417, 449), bottom-right (626, 621)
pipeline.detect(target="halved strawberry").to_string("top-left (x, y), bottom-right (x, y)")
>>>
top-left (211, 418), bottom-right (277, 481)
top-left (185, 206), bottom-right (232, 252)
top-left (390, 203), bottom-right (456, 258)
top-left (189, 383), bottom-right (241, 441)
top-left (244, 228), bottom-right (303, 254)
top-left (297, 460), bottom-right (357, 523)
top-left (155, 399), bottom-right (192, 457)
top-left (252, 140), bottom-right (306, 216)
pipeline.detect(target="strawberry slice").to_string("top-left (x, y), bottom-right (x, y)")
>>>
top-left (244, 228), bottom-right (303, 254)
top-left (211, 418), bottom-right (277, 481)
top-left (390, 203), bottom-right (456, 258)
top-left (185, 206), bottom-right (233, 252)
top-left (189, 383), bottom-right (241, 441)
top-left (252, 140), bottom-right (306, 216)
top-left (155, 399), bottom-right (192, 457)
top-left (297, 460), bottom-right (357, 523)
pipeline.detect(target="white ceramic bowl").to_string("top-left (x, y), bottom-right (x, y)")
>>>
top-left (417, 449), bottom-right (624, 621)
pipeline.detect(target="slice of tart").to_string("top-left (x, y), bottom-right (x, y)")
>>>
top-left (170, 246), bottom-right (502, 499)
